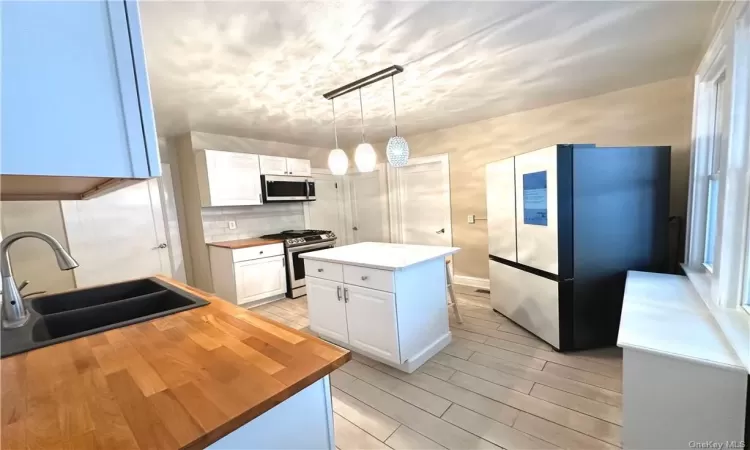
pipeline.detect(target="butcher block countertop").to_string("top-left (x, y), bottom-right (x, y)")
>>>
top-left (207, 237), bottom-right (284, 249)
top-left (1, 276), bottom-right (350, 450)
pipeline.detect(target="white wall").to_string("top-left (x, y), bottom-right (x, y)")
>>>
top-left (0, 201), bottom-right (76, 294)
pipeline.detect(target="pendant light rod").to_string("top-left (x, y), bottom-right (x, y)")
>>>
top-left (358, 89), bottom-right (366, 143)
top-left (390, 75), bottom-right (398, 136)
top-left (331, 99), bottom-right (339, 148)
top-left (323, 65), bottom-right (403, 100)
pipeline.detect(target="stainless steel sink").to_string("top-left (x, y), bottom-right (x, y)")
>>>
top-left (1, 278), bottom-right (208, 357)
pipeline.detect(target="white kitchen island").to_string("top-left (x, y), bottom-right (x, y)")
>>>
top-left (301, 242), bottom-right (460, 373)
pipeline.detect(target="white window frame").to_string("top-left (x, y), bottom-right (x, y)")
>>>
top-left (686, 1), bottom-right (750, 312)
top-left (736, 3), bottom-right (750, 311)
top-left (685, 47), bottom-right (730, 301)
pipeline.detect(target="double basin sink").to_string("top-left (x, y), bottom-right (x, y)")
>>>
top-left (1, 278), bottom-right (209, 358)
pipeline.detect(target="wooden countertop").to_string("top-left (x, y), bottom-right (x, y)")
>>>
top-left (1, 276), bottom-right (350, 450)
top-left (207, 238), bottom-right (284, 249)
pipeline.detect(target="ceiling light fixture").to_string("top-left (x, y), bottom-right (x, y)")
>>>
top-left (323, 65), bottom-right (404, 172)
top-left (327, 99), bottom-right (348, 175)
top-left (354, 89), bottom-right (376, 173)
top-left (386, 75), bottom-right (409, 167)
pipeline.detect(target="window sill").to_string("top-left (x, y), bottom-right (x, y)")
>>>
top-left (682, 264), bottom-right (750, 374)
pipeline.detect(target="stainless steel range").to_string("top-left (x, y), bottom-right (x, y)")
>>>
top-left (260, 230), bottom-right (336, 298)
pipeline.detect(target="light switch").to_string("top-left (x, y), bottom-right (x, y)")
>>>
top-left (228, 220), bottom-right (237, 230)
top-left (468, 214), bottom-right (475, 224)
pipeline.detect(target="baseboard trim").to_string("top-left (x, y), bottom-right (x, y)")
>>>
top-left (454, 275), bottom-right (490, 290)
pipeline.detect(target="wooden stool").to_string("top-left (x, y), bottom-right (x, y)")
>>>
top-left (446, 260), bottom-right (463, 323)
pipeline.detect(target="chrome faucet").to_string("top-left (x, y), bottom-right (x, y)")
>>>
top-left (1, 232), bottom-right (78, 329)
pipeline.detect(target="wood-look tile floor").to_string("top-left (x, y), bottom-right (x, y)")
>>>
top-left (250, 285), bottom-right (623, 449)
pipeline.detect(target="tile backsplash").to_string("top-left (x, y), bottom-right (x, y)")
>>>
top-left (202, 203), bottom-right (305, 243)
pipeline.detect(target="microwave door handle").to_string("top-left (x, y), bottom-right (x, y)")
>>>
top-left (305, 180), bottom-right (310, 199)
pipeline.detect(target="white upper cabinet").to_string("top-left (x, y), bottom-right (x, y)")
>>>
top-left (259, 156), bottom-right (312, 177)
top-left (259, 156), bottom-right (289, 176)
top-left (197, 150), bottom-right (263, 207)
top-left (1, 0), bottom-right (160, 200)
top-left (286, 158), bottom-right (312, 177)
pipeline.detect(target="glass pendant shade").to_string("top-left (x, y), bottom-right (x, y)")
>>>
top-left (328, 148), bottom-right (348, 175)
top-left (354, 143), bottom-right (377, 172)
top-left (386, 136), bottom-right (409, 167)
top-left (386, 75), bottom-right (409, 167)
top-left (327, 99), bottom-right (348, 175)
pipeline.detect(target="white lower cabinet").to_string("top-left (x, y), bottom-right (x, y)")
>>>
top-left (209, 243), bottom-right (287, 305)
top-left (306, 274), bottom-right (401, 365)
top-left (345, 285), bottom-right (399, 362)
top-left (307, 277), bottom-right (349, 343)
top-left (235, 256), bottom-right (286, 303)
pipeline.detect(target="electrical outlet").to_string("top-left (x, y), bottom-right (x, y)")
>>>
top-left (228, 220), bottom-right (237, 230)
top-left (468, 214), bottom-right (475, 224)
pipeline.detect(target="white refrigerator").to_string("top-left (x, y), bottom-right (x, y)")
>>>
top-left (486, 144), bottom-right (671, 351)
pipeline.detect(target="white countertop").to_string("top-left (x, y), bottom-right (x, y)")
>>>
top-left (300, 242), bottom-right (460, 270)
top-left (618, 271), bottom-right (744, 371)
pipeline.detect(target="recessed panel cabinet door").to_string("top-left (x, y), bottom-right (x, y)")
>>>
top-left (286, 158), bottom-right (312, 177)
top-left (235, 256), bottom-right (286, 304)
top-left (259, 155), bottom-right (288, 175)
top-left (205, 151), bottom-right (263, 206)
top-left (1, 0), bottom-right (158, 178)
top-left (307, 277), bottom-right (349, 343)
top-left (344, 285), bottom-right (400, 364)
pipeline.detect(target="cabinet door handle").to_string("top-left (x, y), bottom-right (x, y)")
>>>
top-left (344, 287), bottom-right (349, 303)
top-left (259, 251), bottom-right (263, 254)
top-left (152, 243), bottom-right (167, 250)
top-left (337, 286), bottom-right (342, 302)
top-left (258, 193), bottom-right (262, 202)
top-left (361, 275), bottom-right (369, 281)
top-left (317, 268), bottom-right (324, 272)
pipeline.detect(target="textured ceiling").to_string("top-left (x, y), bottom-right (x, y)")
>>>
top-left (140, 1), bottom-right (717, 148)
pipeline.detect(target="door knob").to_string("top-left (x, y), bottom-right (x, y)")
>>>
top-left (436, 228), bottom-right (445, 234)
top-left (152, 243), bottom-right (167, 250)
top-left (353, 226), bottom-right (359, 231)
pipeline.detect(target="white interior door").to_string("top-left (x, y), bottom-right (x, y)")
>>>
top-left (389, 154), bottom-right (452, 246)
top-left (347, 165), bottom-right (389, 243)
top-left (61, 179), bottom-right (172, 287)
top-left (159, 163), bottom-right (187, 283)
top-left (304, 170), bottom-right (348, 245)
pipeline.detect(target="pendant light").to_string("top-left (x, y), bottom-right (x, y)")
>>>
top-left (354, 89), bottom-right (377, 173)
top-left (327, 99), bottom-right (348, 175)
top-left (386, 75), bottom-right (409, 167)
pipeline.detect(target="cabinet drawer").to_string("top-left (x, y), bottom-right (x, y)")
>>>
top-left (232, 243), bottom-right (284, 262)
top-left (304, 260), bottom-right (343, 282)
top-left (343, 265), bottom-right (394, 292)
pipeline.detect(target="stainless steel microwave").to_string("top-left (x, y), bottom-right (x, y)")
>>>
top-left (261, 175), bottom-right (316, 202)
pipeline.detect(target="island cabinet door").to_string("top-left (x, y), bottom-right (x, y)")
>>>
top-left (344, 285), bottom-right (400, 364)
top-left (307, 277), bottom-right (349, 343)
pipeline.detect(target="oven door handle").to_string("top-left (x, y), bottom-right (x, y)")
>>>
top-left (288, 242), bottom-right (335, 252)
